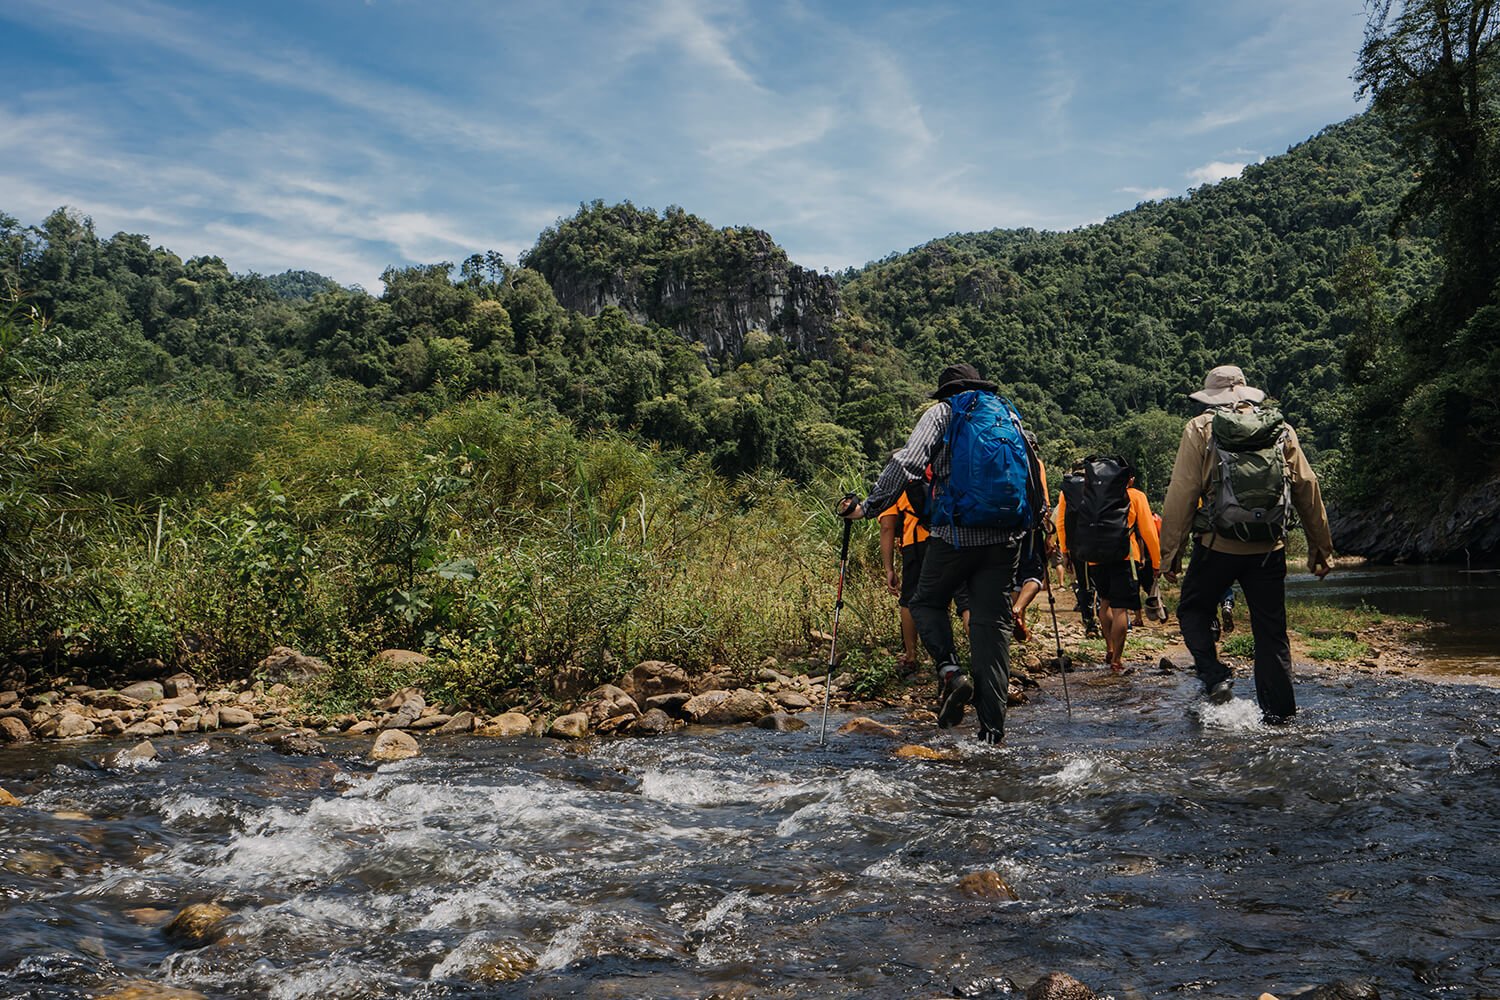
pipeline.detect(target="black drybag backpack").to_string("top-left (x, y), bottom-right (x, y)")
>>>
top-left (1071, 455), bottom-right (1133, 563)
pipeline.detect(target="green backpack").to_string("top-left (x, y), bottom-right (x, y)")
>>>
top-left (1194, 406), bottom-right (1292, 542)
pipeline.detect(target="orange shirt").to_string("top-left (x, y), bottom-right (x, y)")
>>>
top-left (1055, 486), bottom-right (1161, 569)
top-left (878, 490), bottom-right (928, 548)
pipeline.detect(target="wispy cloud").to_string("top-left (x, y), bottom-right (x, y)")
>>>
top-left (1187, 161), bottom-right (1249, 186)
top-left (1120, 186), bottom-right (1173, 201)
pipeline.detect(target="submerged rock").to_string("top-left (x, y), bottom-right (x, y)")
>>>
top-left (1026, 971), bottom-right (1094, 1000)
top-left (370, 729), bottom-right (420, 762)
top-left (164, 902), bottom-right (231, 946)
top-left (477, 712), bottom-right (532, 737)
top-left (266, 731), bottom-right (326, 757)
top-left (956, 870), bottom-right (1019, 901)
top-left (103, 741), bottom-right (159, 768)
top-left (894, 744), bottom-right (955, 761)
top-left (473, 941), bottom-right (538, 983)
top-left (630, 707), bottom-right (675, 735)
top-left (98, 982), bottom-right (208, 1000)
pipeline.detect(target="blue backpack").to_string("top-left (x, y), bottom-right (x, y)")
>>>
top-left (930, 390), bottom-right (1034, 532)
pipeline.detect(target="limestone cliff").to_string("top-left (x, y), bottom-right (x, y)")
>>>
top-left (524, 202), bottom-right (841, 359)
top-left (1331, 474), bottom-right (1500, 563)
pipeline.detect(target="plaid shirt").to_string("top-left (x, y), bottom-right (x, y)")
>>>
top-left (863, 400), bottom-right (1035, 548)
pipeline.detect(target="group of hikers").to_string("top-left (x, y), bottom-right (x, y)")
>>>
top-left (840, 362), bottom-right (1334, 743)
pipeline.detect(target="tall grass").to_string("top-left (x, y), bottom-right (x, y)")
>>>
top-left (1, 394), bottom-right (903, 709)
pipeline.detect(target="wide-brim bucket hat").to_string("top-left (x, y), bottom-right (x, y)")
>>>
top-left (1189, 364), bottom-right (1265, 406)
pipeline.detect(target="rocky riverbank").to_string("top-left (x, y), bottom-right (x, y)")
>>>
top-left (1330, 474), bottom-right (1500, 564)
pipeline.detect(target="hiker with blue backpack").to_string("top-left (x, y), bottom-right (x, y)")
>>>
top-left (838, 363), bottom-right (1045, 745)
top-left (1160, 365), bottom-right (1334, 722)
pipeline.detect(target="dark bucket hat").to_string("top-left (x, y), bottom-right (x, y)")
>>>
top-left (930, 363), bottom-right (998, 399)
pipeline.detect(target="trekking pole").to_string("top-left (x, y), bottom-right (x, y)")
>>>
top-left (818, 495), bottom-right (858, 746)
top-left (1041, 562), bottom-right (1073, 720)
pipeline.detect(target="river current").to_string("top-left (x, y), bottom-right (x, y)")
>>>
top-left (2, 666), bottom-right (1497, 999)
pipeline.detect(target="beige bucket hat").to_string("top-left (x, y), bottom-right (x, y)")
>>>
top-left (1189, 365), bottom-right (1265, 406)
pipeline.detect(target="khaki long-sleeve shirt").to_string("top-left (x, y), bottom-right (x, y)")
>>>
top-left (1159, 407), bottom-right (1334, 573)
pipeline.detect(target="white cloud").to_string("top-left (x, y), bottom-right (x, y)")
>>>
top-left (1186, 161), bottom-right (1248, 186)
top-left (1120, 185), bottom-right (1173, 201)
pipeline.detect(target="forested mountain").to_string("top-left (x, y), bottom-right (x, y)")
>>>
top-left (0, 110), bottom-right (1481, 514)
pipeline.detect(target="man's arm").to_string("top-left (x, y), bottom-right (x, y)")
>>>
top-left (1159, 419), bottom-right (1206, 575)
top-left (1284, 425), bottom-right (1334, 576)
top-left (878, 508), bottom-right (900, 594)
top-left (845, 403), bottom-right (947, 519)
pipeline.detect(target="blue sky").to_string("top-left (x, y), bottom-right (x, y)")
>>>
top-left (2, 0), bottom-right (1371, 289)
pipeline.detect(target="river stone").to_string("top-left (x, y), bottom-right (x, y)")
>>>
top-left (644, 692), bottom-right (693, 717)
top-left (624, 660), bottom-right (691, 700)
top-left (347, 719), bottom-right (379, 735)
top-left (0, 717), bottom-right (30, 743)
top-left (218, 706), bottom-right (254, 727)
top-left (754, 712), bottom-right (807, 732)
top-left (124, 721), bottom-right (166, 738)
top-left (837, 717), bottom-right (901, 739)
top-left (410, 713), bottom-right (451, 730)
top-left (162, 672), bottom-right (198, 698)
top-left (630, 708), bottom-right (675, 735)
top-left (547, 713), bottom-right (590, 739)
top-left (438, 711), bottom-right (476, 733)
top-left (1025, 971), bottom-right (1093, 1000)
top-left (159, 692), bottom-right (201, 710)
top-left (164, 902), bottom-right (231, 945)
top-left (894, 744), bottom-right (955, 761)
top-left (474, 941), bottom-right (537, 983)
top-left (0, 787), bottom-right (21, 806)
top-left (384, 695), bottom-right (426, 729)
top-left (257, 646), bottom-right (330, 684)
top-left (773, 690), bottom-right (813, 710)
top-left (123, 907), bottom-right (174, 926)
top-left (684, 688), bottom-right (774, 724)
top-left (477, 712), bottom-right (532, 737)
top-left (0, 691), bottom-right (17, 708)
top-left (54, 711), bottom-right (96, 739)
top-left (120, 681), bottom-right (165, 703)
top-left (957, 870), bottom-right (1020, 901)
top-left (98, 981), bottom-right (208, 1000)
top-left (370, 729), bottom-right (420, 762)
top-left (90, 691), bottom-right (144, 711)
top-left (106, 741), bottom-right (159, 767)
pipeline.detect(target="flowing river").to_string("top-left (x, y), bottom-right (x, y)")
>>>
top-left (2, 662), bottom-right (1497, 999)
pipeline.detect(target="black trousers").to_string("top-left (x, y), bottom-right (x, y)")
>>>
top-left (1178, 544), bottom-right (1295, 719)
top-left (910, 536), bottom-right (1020, 739)
top-left (1070, 555), bottom-right (1097, 624)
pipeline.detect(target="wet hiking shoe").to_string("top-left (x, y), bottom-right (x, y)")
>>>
top-left (937, 672), bottom-right (972, 729)
top-left (1207, 680), bottom-right (1233, 704)
top-left (1220, 603), bottom-right (1235, 634)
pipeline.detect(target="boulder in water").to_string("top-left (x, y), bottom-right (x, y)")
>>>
top-left (644, 692), bottom-right (693, 717)
top-left (370, 729), bottom-right (420, 762)
top-left (755, 712), bottom-right (807, 732)
top-left (164, 902), bottom-right (231, 946)
top-left (98, 982), bottom-right (208, 1000)
top-left (477, 712), bottom-right (532, 737)
top-left (630, 707), bottom-right (675, 735)
top-left (104, 741), bottom-right (159, 768)
top-left (894, 744), bottom-right (955, 761)
top-left (1026, 971), bottom-right (1094, 1000)
top-left (266, 731), bottom-right (326, 756)
top-left (836, 717), bottom-right (901, 739)
top-left (684, 688), bottom-right (774, 724)
top-left (547, 713), bottom-right (590, 739)
top-left (474, 941), bottom-right (537, 983)
top-left (956, 870), bottom-right (1019, 901)
top-left (437, 711), bottom-right (476, 733)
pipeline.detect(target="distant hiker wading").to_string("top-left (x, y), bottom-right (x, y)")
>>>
top-left (840, 364), bottom-right (1045, 745)
top-left (1161, 365), bottom-right (1334, 722)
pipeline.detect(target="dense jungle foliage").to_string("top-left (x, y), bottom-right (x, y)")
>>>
top-left (4, 9), bottom-right (1498, 694)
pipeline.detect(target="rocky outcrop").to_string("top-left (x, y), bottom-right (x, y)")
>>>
top-left (1331, 475), bottom-right (1500, 563)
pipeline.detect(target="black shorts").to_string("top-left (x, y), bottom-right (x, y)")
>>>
top-left (901, 541), bottom-right (969, 615)
top-left (1090, 561), bottom-right (1142, 610)
top-left (1015, 549), bottom-right (1045, 589)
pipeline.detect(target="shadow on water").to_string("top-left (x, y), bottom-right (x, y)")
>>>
top-left (1286, 563), bottom-right (1500, 677)
top-left (1, 669), bottom-right (1498, 999)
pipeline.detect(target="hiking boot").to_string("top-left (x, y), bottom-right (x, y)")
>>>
top-left (1220, 604), bottom-right (1235, 634)
top-left (1206, 680), bottom-right (1233, 704)
top-left (937, 672), bottom-right (972, 729)
top-left (974, 727), bottom-right (1002, 746)
top-left (1083, 621), bottom-right (1100, 639)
